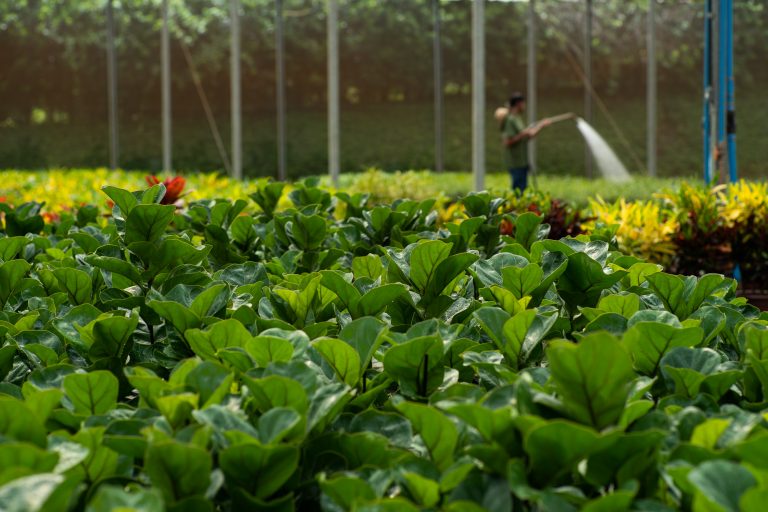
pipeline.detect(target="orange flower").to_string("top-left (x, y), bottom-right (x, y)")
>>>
top-left (146, 175), bottom-right (186, 205)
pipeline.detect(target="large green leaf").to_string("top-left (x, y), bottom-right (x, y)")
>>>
top-left (313, 337), bottom-right (361, 387)
top-left (0, 399), bottom-right (47, 447)
top-left (86, 485), bottom-right (164, 512)
top-left (0, 260), bottom-right (31, 305)
top-left (409, 240), bottom-right (452, 294)
top-left (52, 267), bottom-right (92, 305)
top-left (124, 204), bottom-right (176, 244)
top-left (558, 253), bottom-right (627, 309)
top-left (185, 319), bottom-right (254, 361)
top-left (383, 336), bottom-right (444, 397)
top-left (395, 400), bottom-right (457, 471)
top-left (144, 441), bottom-right (212, 504)
top-left (624, 322), bottom-right (704, 375)
top-left (524, 420), bottom-right (620, 486)
top-left (220, 442), bottom-right (299, 499)
top-left (688, 460), bottom-right (757, 512)
top-left (63, 371), bottom-right (118, 415)
top-left (547, 333), bottom-right (634, 429)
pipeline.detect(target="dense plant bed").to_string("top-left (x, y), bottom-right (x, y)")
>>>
top-left (1, 180), bottom-right (768, 510)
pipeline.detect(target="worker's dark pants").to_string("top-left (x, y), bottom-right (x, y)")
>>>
top-left (509, 166), bottom-right (530, 193)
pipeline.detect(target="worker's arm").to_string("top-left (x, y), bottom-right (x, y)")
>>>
top-left (504, 118), bottom-right (552, 146)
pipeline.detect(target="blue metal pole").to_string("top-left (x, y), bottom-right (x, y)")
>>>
top-left (703, 0), bottom-right (712, 183)
top-left (725, 0), bottom-right (737, 182)
top-left (717, 0), bottom-right (726, 168)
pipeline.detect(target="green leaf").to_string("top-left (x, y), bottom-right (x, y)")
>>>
top-left (288, 213), bottom-right (327, 250)
top-left (353, 254), bottom-right (383, 280)
top-left (0, 399), bottom-right (48, 447)
top-left (313, 337), bottom-right (362, 387)
top-left (660, 347), bottom-right (723, 398)
top-left (688, 460), bottom-right (757, 512)
top-left (547, 333), bottom-right (634, 429)
top-left (87, 255), bottom-right (143, 284)
top-left (424, 252), bottom-right (479, 299)
top-left (320, 271), bottom-right (361, 313)
top-left (185, 361), bottom-right (234, 408)
top-left (0, 443), bottom-right (58, 486)
top-left (0, 260), bottom-right (31, 305)
top-left (409, 240), bottom-right (452, 293)
top-left (358, 283), bottom-right (408, 317)
top-left (0, 473), bottom-right (75, 512)
top-left (245, 336), bottom-right (294, 367)
top-left (338, 316), bottom-right (388, 372)
top-left (86, 485), bottom-right (163, 512)
top-left (189, 283), bottom-right (229, 319)
top-left (124, 204), bottom-right (176, 244)
top-left (89, 312), bottom-right (140, 360)
top-left (525, 420), bottom-right (620, 486)
top-left (220, 443), bottom-right (299, 499)
top-left (624, 323), bottom-right (704, 375)
top-left (102, 186), bottom-right (138, 215)
top-left (395, 400), bottom-right (458, 471)
top-left (319, 475), bottom-right (377, 511)
top-left (596, 293), bottom-right (641, 318)
top-left (52, 267), bottom-right (92, 305)
top-left (145, 441), bottom-right (212, 503)
top-left (646, 273), bottom-right (687, 318)
top-left (402, 472), bottom-right (440, 508)
top-left (0, 237), bottom-right (28, 262)
top-left (186, 319), bottom-right (253, 361)
top-left (558, 253), bottom-right (627, 309)
top-left (149, 301), bottom-right (200, 335)
top-left (501, 264), bottom-right (543, 300)
top-left (257, 407), bottom-right (302, 444)
top-left (243, 375), bottom-right (309, 413)
top-left (500, 310), bottom-right (557, 369)
top-left (63, 371), bottom-right (118, 415)
top-left (383, 336), bottom-right (444, 397)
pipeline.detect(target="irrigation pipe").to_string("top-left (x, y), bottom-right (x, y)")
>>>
top-left (179, 41), bottom-right (232, 175)
top-left (563, 48), bottom-right (646, 173)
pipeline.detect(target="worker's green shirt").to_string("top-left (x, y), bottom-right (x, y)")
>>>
top-left (502, 114), bottom-right (529, 168)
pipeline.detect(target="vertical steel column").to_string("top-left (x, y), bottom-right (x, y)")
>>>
top-left (161, 0), bottom-right (172, 173)
top-left (527, 0), bottom-right (537, 181)
top-left (106, 0), bottom-right (119, 170)
top-left (472, 0), bottom-right (485, 191)
top-left (703, 0), bottom-right (713, 183)
top-left (433, 0), bottom-right (444, 173)
top-left (327, 0), bottom-right (340, 186)
top-left (275, 0), bottom-right (287, 181)
top-left (230, 0), bottom-right (242, 180)
top-left (584, 0), bottom-right (593, 178)
top-left (725, 0), bottom-right (737, 182)
top-left (716, 0), bottom-right (726, 167)
top-left (646, 0), bottom-right (657, 177)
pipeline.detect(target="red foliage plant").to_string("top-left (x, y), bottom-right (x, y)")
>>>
top-left (145, 176), bottom-right (186, 205)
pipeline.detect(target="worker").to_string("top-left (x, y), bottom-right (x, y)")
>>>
top-left (495, 92), bottom-right (551, 193)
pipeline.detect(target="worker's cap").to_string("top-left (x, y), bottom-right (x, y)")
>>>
top-left (508, 92), bottom-right (525, 106)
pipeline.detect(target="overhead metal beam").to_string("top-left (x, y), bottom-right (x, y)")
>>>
top-left (647, 0), bottom-right (657, 176)
top-left (106, 0), bottom-right (119, 170)
top-left (276, 0), bottom-right (287, 181)
top-left (472, 0), bottom-right (485, 191)
top-left (230, 0), bottom-right (242, 180)
top-left (433, 0), bottom-right (444, 173)
top-left (161, 0), bottom-right (171, 173)
top-left (327, 0), bottom-right (340, 186)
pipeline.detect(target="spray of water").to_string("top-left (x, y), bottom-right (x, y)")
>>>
top-left (574, 117), bottom-right (632, 182)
